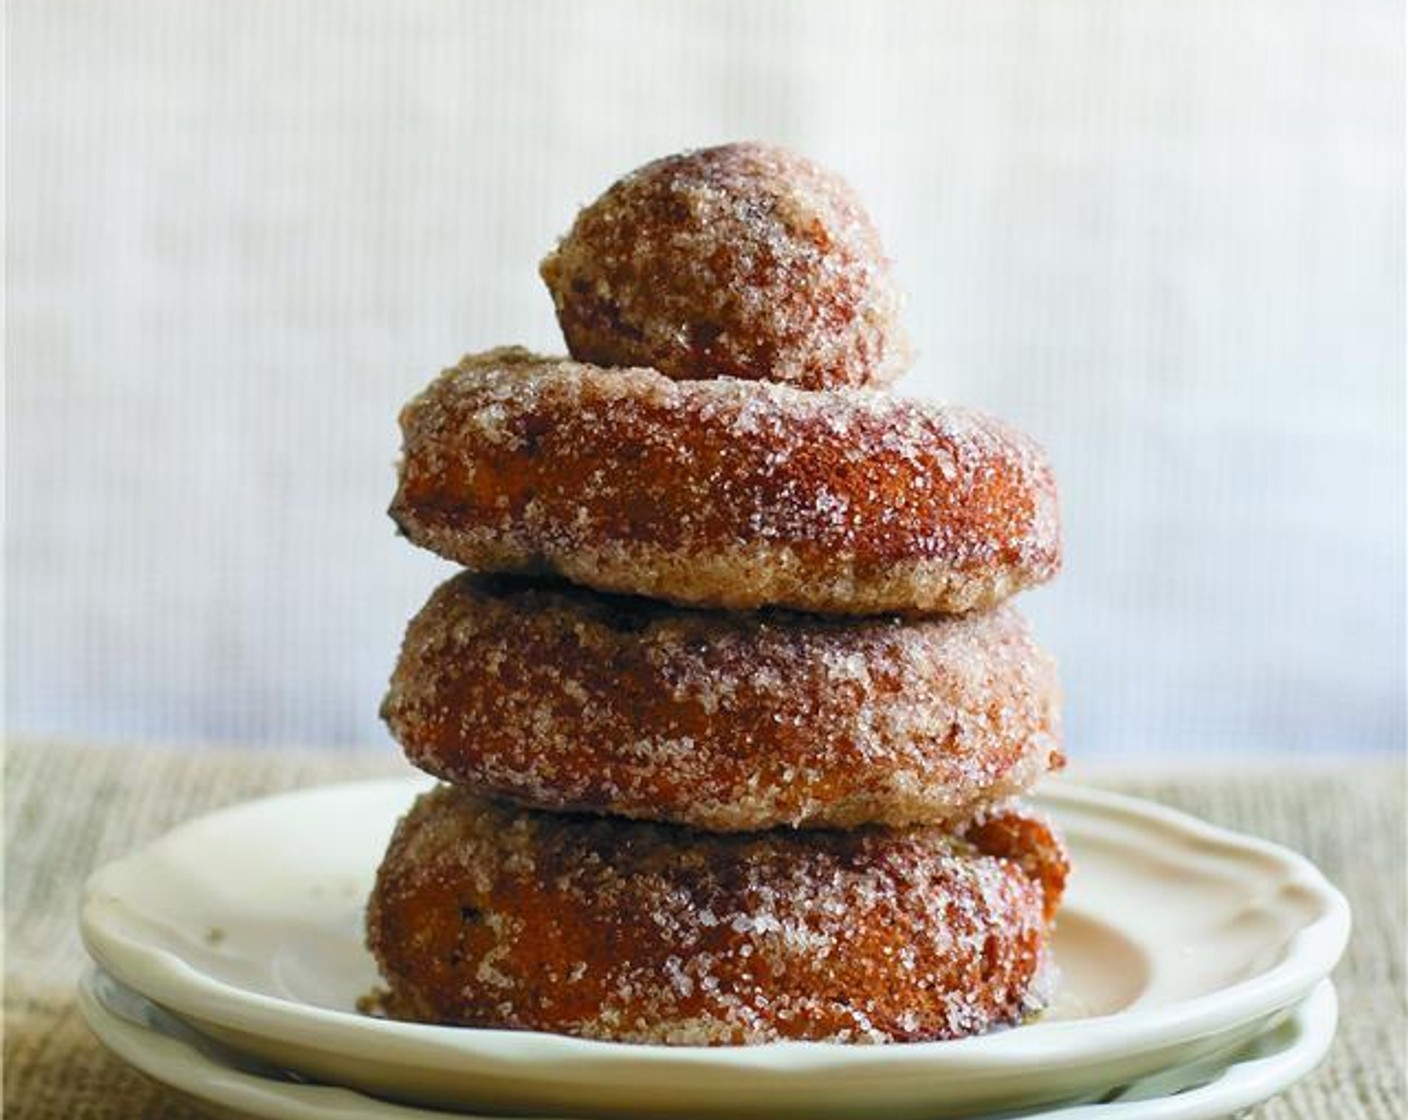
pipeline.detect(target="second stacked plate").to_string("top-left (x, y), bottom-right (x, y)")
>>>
top-left (80, 966), bottom-right (1340, 1120)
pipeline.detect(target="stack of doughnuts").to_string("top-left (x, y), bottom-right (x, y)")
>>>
top-left (367, 143), bottom-right (1068, 1045)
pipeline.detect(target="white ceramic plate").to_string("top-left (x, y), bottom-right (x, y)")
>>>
top-left (78, 966), bottom-right (1339, 1120)
top-left (80, 778), bottom-right (1349, 1120)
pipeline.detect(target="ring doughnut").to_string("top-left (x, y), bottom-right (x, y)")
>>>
top-left (382, 573), bottom-right (1063, 831)
top-left (366, 786), bottom-right (1068, 1044)
top-left (389, 348), bottom-right (1061, 615)
top-left (540, 142), bottom-right (909, 390)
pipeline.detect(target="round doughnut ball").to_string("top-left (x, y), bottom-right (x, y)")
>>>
top-left (383, 574), bottom-right (1063, 832)
top-left (366, 786), bottom-right (1068, 1044)
top-left (390, 349), bottom-right (1061, 616)
top-left (540, 142), bottom-right (910, 390)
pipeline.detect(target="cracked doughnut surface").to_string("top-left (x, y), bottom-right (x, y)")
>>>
top-left (541, 142), bottom-right (908, 390)
top-left (383, 573), bottom-right (1063, 831)
top-left (389, 348), bottom-right (1061, 615)
top-left (365, 786), bottom-right (1068, 1044)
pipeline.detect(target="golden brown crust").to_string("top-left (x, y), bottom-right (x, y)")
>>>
top-left (965, 804), bottom-right (1070, 923)
top-left (383, 574), bottom-right (1063, 831)
top-left (366, 787), bottom-right (1068, 1044)
top-left (389, 348), bottom-right (1061, 615)
top-left (541, 142), bottom-right (909, 390)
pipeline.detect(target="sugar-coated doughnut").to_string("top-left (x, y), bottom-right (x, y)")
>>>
top-left (541, 142), bottom-right (908, 390)
top-left (365, 787), bottom-right (1067, 1044)
top-left (383, 574), bottom-right (1063, 831)
top-left (389, 348), bottom-right (1060, 615)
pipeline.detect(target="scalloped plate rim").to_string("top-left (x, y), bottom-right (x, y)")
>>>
top-left (78, 776), bottom-right (1350, 1104)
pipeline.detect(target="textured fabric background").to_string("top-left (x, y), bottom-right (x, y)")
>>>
top-left (7, 0), bottom-right (1404, 754)
top-left (4, 740), bottom-right (1403, 1116)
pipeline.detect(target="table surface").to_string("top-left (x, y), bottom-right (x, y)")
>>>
top-left (4, 738), bottom-right (1404, 1119)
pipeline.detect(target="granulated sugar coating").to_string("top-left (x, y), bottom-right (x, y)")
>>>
top-left (374, 143), bottom-right (1071, 1049)
top-left (541, 142), bottom-right (909, 390)
top-left (366, 786), bottom-right (1067, 1044)
top-left (389, 349), bottom-right (1061, 616)
top-left (384, 574), bottom-right (1063, 831)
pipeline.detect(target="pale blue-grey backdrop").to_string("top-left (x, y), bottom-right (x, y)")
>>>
top-left (8, 0), bottom-right (1404, 756)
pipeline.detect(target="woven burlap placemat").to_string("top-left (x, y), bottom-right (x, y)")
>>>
top-left (4, 739), bottom-right (1403, 1117)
